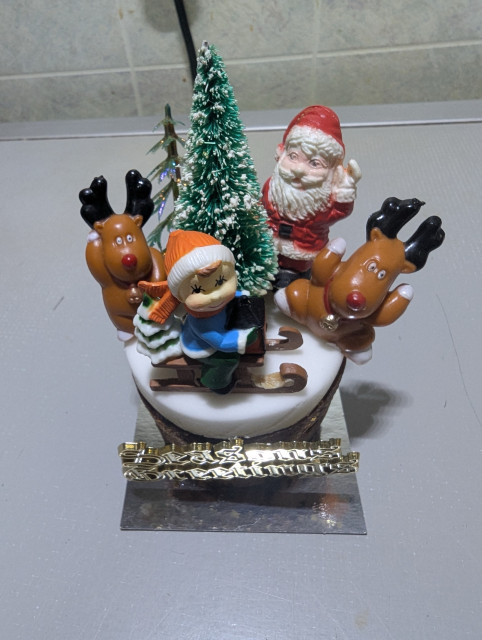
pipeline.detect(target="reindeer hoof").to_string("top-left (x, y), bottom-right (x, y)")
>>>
top-left (274, 288), bottom-right (290, 315)
top-left (344, 347), bottom-right (372, 365)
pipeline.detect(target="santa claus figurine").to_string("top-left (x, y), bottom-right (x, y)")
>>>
top-left (262, 105), bottom-right (361, 287)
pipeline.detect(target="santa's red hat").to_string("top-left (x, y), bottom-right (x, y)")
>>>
top-left (282, 105), bottom-right (345, 157)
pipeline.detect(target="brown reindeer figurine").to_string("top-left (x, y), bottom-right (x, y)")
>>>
top-left (274, 197), bottom-right (445, 363)
top-left (80, 170), bottom-right (166, 339)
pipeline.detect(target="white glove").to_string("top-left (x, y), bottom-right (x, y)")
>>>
top-left (332, 159), bottom-right (362, 203)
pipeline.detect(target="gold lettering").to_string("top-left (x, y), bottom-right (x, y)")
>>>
top-left (245, 461), bottom-right (266, 477)
top-left (161, 468), bottom-right (191, 481)
top-left (212, 466), bottom-right (238, 479)
top-left (122, 462), bottom-right (162, 481)
top-left (245, 446), bottom-right (276, 463)
top-left (159, 443), bottom-right (190, 465)
top-left (214, 439), bottom-right (245, 463)
top-left (184, 443), bottom-right (217, 465)
top-left (187, 467), bottom-right (216, 480)
top-left (119, 439), bottom-right (359, 482)
top-left (118, 441), bottom-right (154, 463)
top-left (228, 463), bottom-right (251, 478)
top-left (263, 464), bottom-right (292, 477)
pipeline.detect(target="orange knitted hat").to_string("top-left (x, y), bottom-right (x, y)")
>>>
top-left (139, 230), bottom-right (234, 324)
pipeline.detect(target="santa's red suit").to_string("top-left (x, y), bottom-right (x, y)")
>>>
top-left (263, 179), bottom-right (353, 272)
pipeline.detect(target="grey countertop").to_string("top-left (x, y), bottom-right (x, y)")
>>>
top-left (1, 101), bottom-right (481, 639)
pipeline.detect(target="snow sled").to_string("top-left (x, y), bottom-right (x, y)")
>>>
top-left (149, 296), bottom-right (307, 394)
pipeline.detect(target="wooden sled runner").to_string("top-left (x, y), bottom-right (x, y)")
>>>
top-left (149, 326), bottom-right (307, 393)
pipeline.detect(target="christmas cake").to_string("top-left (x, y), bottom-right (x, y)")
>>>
top-left (80, 42), bottom-right (444, 479)
top-left (79, 43), bottom-right (360, 448)
top-left (125, 295), bottom-right (345, 444)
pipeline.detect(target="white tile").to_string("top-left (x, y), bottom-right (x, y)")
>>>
top-left (0, 73), bottom-right (138, 122)
top-left (312, 44), bottom-right (482, 105)
top-left (225, 57), bottom-right (315, 111)
top-left (119, 0), bottom-right (187, 67)
top-left (314, 0), bottom-right (482, 52)
top-left (136, 67), bottom-right (195, 117)
top-left (0, 0), bottom-right (127, 74)
top-left (122, 0), bottom-right (317, 67)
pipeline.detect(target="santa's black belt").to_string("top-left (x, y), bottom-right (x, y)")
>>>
top-left (279, 222), bottom-right (293, 239)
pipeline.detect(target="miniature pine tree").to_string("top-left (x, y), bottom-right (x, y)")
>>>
top-left (172, 42), bottom-right (277, 296)
top-left (133, 293), bottom-right (182, 364)
top-left (146, 104), bottom-right (185, 251)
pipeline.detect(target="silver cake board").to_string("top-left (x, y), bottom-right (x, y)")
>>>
top-left (120, 391), bottom-right (366, 534)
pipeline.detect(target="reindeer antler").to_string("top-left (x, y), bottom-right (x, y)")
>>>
top-left (80, 171), bottom-right (154, 228)
top-left (366, 197), bottom-right (444, 270)
top-left (366, 197), bottom-right (425, 240)
top-left (79, 176), bottom-right (115, 228)
top-left (124, 170), bottom-right (154, 226)
top-left (404, 216), bottom-right (445, 270)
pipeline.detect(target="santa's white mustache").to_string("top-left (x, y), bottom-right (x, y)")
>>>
top-left (278, 164), bottom-right (325, 187)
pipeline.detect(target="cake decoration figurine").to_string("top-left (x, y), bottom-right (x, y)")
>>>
top-left (145, 104), bottom-right (185, 251)
top-left (131, 42), bottom-right (307, 396)
top-left (262, 105), bottom-right (362, 288)
top-left (172, 41), bottom-right (278, 297)
top-left (139, 229), bottom-right (260, 394)
top-left (274, 197), bottom-right (445, 364)
top-left (111, 43), bottom-right (349, 451)
top-left (77, 41), bottom-right (446, 488)
top-left (79, 44), bottom-right (370, 483)
top-left (137, 229), bottom-right (307, 394)
top-left (80, 169), bottom-right (165, 340)
top-left (133, 293), bottom-right (183, 365)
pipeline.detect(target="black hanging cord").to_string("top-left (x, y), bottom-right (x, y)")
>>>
top-left (174, 0), bottom-right (197, 84)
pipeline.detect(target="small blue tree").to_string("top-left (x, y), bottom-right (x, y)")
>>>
top-left (146, 104), bottom-right (185, 251)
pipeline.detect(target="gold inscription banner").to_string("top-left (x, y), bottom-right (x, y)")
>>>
top-left (118, 438), bottom-right (360, 481)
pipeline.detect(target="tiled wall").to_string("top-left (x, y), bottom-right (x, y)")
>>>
top-left (1, 0), bottom-right (481, 123)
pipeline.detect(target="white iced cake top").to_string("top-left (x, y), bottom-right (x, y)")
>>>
top-left (125, 298), bottom-right (343, 439)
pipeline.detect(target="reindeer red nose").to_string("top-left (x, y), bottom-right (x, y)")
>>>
top-left (122, 253), bottom-right (137, 269)
top-left (346, 291), bottom-right (366, 311)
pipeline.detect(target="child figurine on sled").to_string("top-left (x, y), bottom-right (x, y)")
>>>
top-left (139, 230), bottom-right (261, 394)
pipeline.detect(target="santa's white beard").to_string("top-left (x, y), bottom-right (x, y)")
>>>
top-left (268, 164), bottom-right (333, 222)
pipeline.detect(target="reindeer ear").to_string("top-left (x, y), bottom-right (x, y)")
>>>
top-left (369, 227), bottom-right (384, 241)
top-left (401, 261), bottom-right (417, 274)
top-left (93, 220), bottom-right (105, 233)
top-left (132, 215), bottom-right (143, 228)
